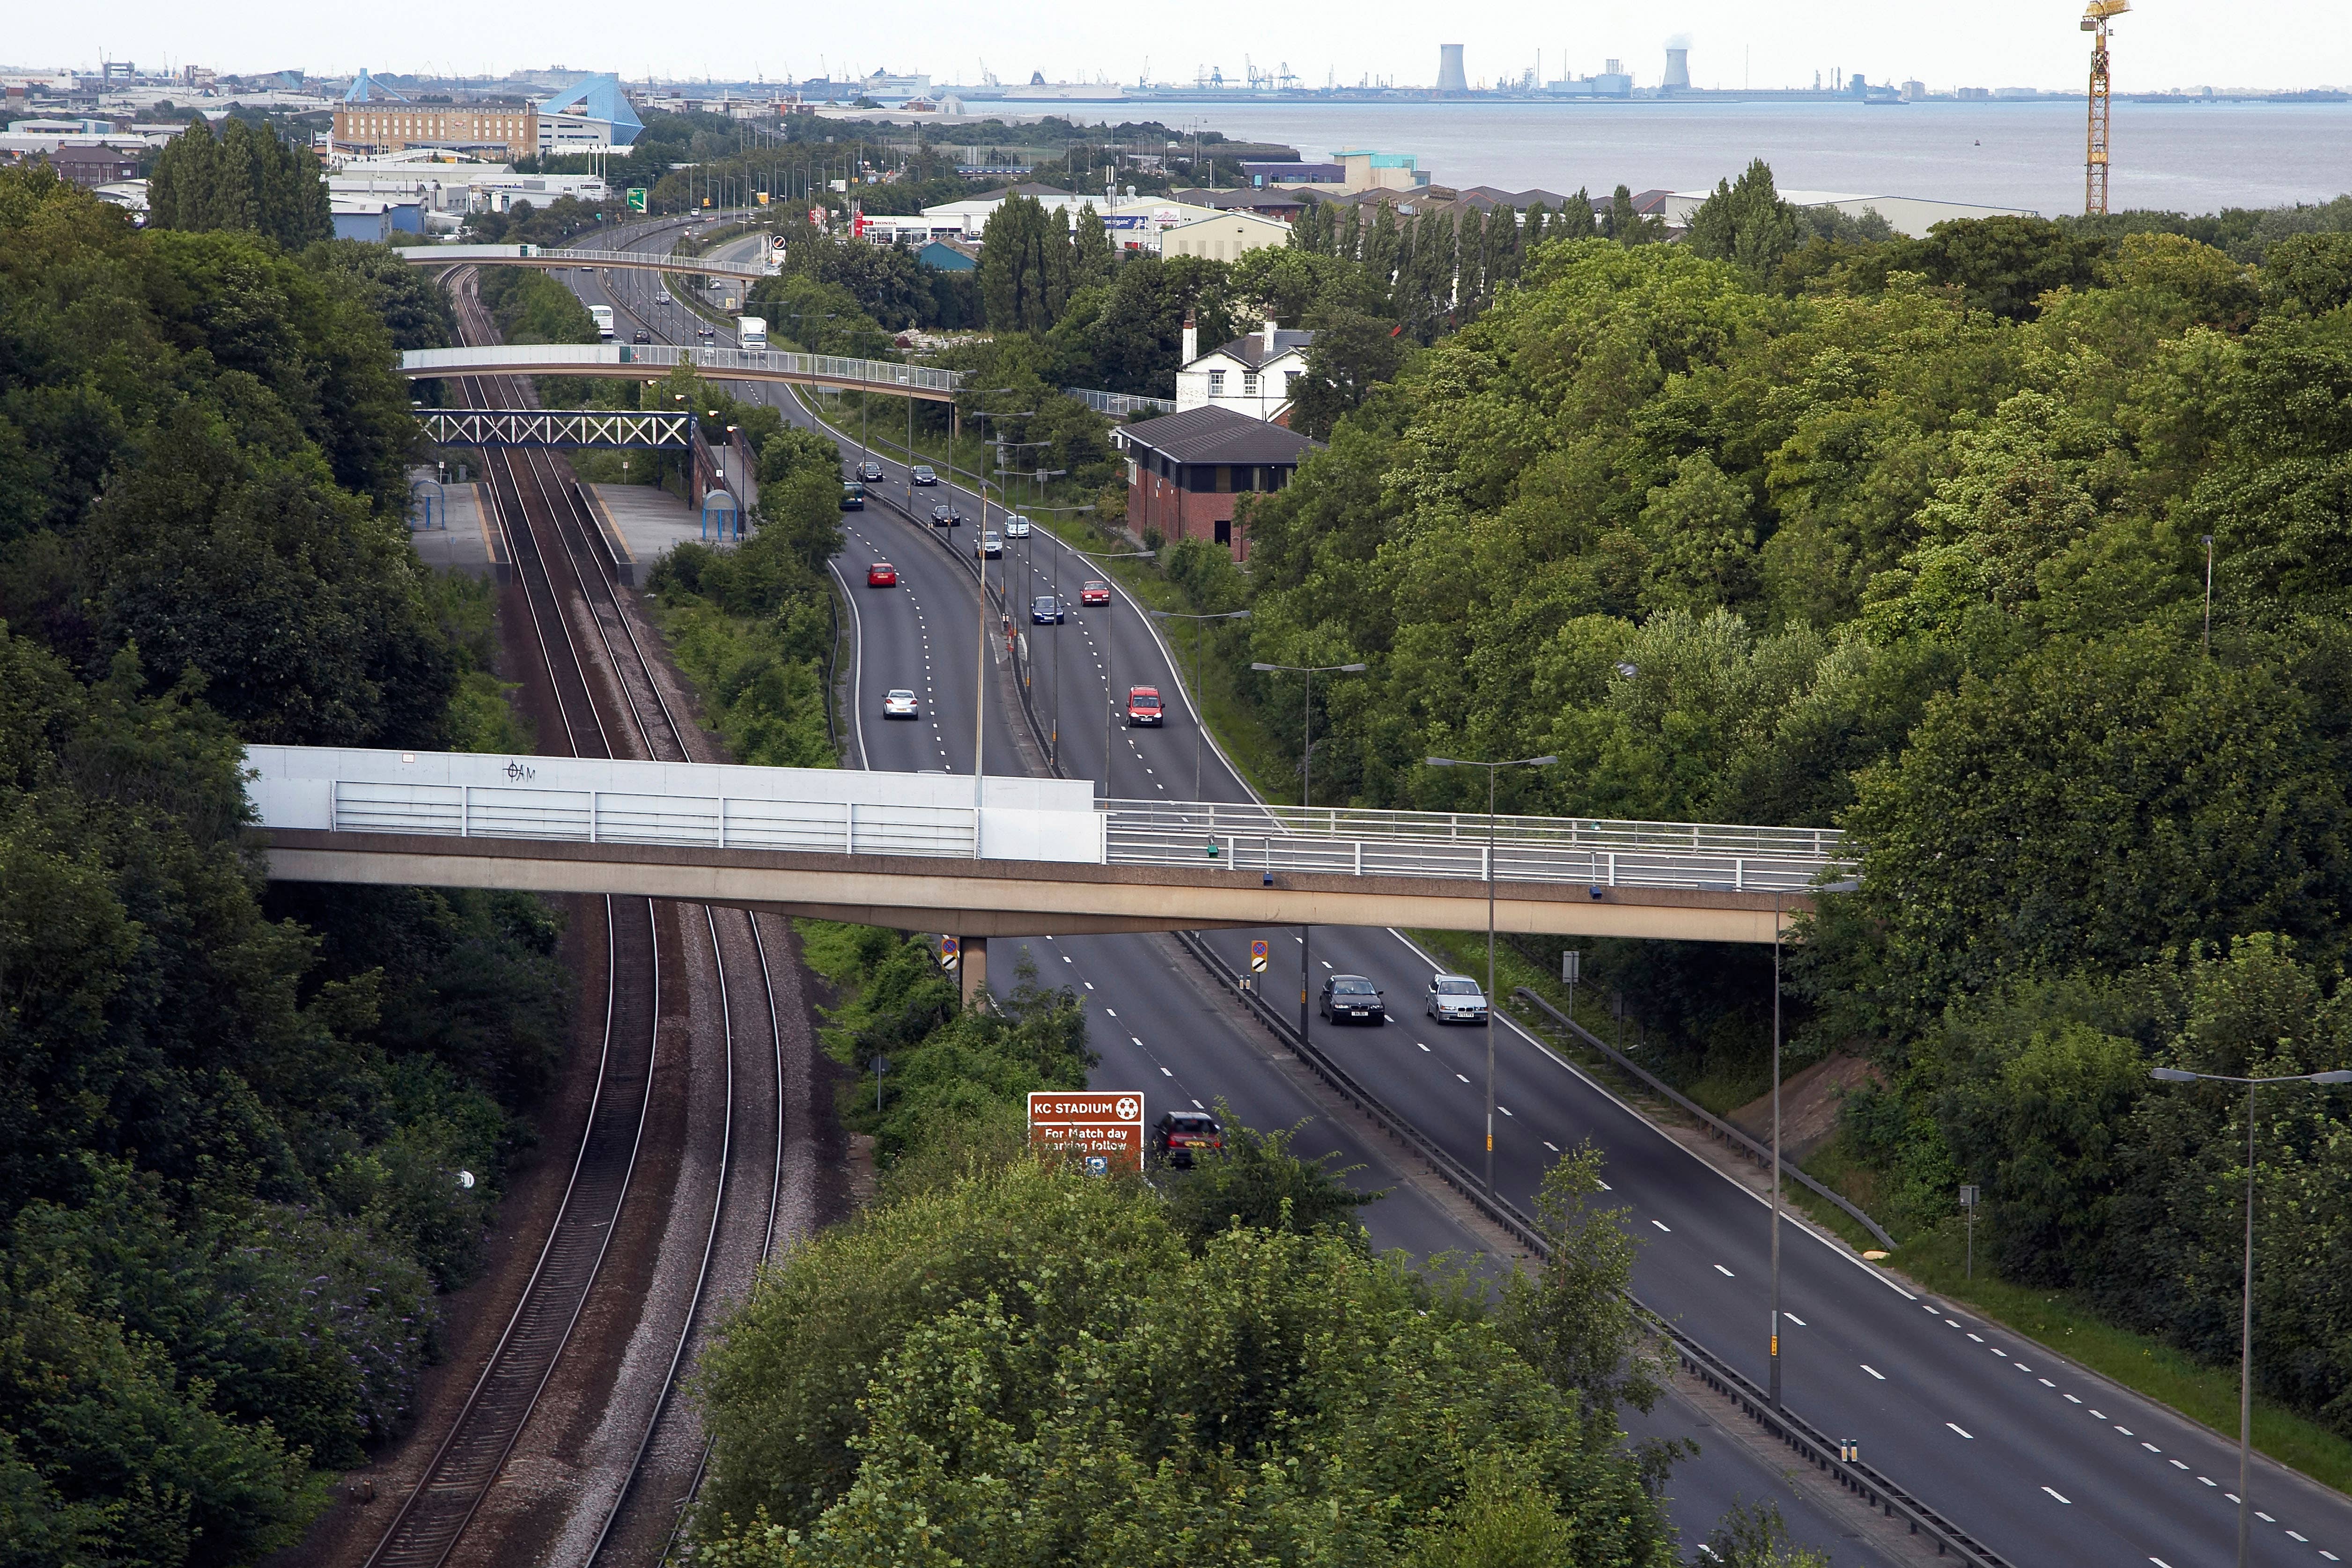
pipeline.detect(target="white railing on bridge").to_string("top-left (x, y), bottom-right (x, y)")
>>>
top-left (246, 748), bottom-right (1100, 864)
top-left (243, 749), bottom-right (1853, 896)
top-left (1064, 386), bottom-right (1177, 419)
top-left (400, 343), bottom-right (962, 398)
top-left (1099, 799), bottom-right (1852, 894)
top-left (403, 243), bottom-right (770, 280)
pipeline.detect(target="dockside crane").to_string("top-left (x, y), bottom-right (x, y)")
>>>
top-left (2083, 0), bottom-right (2130, 213)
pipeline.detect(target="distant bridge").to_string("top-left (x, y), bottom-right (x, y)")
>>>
top-left (401, 343), bottom-right (962, 402)
top-left (247, 748), bottom-right (1850, 944)
top-left (417, 408), bottom-right (689, 449)
top-left (400, 243), bottom-right (772, 283)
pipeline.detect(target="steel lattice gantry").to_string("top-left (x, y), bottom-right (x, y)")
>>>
top-left (417, 408), bottom-right (690, 449)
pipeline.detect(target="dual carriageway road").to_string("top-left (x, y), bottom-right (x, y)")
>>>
top-left (556, 219), bottom-right (2352, 1568)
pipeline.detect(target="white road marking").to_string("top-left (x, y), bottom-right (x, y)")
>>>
top-left (1652, 1220), bottom-right (1672, 1233)
top-left (2044, 1487), bottom-right (2071, 1504)
top-left (2171, 1459), bottom-right (2190, 1470)
top-left (1862, 1365), bottom-right (1885, 1380)
top-left (2153, 1557), bottom-right (2176, 1567)
top-left (2040, 1378), bottom-right (2056, 1387)
top-left (2116, 1426), bottom-right (2132, 1435)
top-left (2257, 1511), bottom-right (2274, 1522)
top-left (1417, 1042), bottom-right (1430, 1052)
top-left (1784, 1313), bottom-right (1806, 1326)
top-left (1131, 1037), bottom-right (1144, 1046)
top-left (1499, 1105), bottom-right (1514, 1116)
top-left (2144, 1443), bottom-right (2161, 1452)
top-left (2091, 1410), bottom-right (2106, 1420)
top-left (1455, 1073), bottom-right (1471, 1084)
top-left (1062, 955), bottom-right (1072, 963)
top-left (1714, 1264), bottom-right (1735, 1277)
top-left (1947, 1423), bottom-right (1974, 1439)
top-left (1968, 1332), bottom-right (1984, 1342)
top-left (1543, 1140), bottom-right (1560, 1152)
top-left (2065, 1394), bottom-right (2083, 1404)
top-left (1160, 1067), bottom-right (1172, 1077)
top-left (1104, 1009), bottom-right (1116, 1017)
top-left (2200, 1476), bottom-right (2217, 1486)
top-left (1191, 1098), bottom-right (1204, 1110)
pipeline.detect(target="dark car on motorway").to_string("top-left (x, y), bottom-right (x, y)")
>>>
top-left (841, 481), bottom-right (866, 510)
top-left (1319, 974), bottom-right (1385, 1024)
top-left (631, 327), bottom-right (652, 344)
top-left (697, 324), bottom-right (716, 340)
top-left (1031, 595), bottom-right (1065, 624)
top-left (910, 464), bottom-right (938, 486)
top-left (1150, 1110), bottom-right (1224, 1169)
top-left (859, 460), bottom-right (884, 482)
top-left (930, 503), bottom-right (962, 527)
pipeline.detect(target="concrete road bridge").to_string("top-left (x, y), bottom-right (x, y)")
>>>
top-left (402, 243), bottom-right (772, 283)
top-left (402, 343), bottom-right (961, 401)
top-left (248, 747), bottom-right (1851, 947)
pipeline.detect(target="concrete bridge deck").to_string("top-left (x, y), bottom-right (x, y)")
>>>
top-left (401, 343), bottom-right (960, 401)
top-left (246, 748), bottom-right (1849, 942)
top-left (400, 243), bottom-right (771, 283)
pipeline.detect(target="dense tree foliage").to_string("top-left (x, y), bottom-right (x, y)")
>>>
top-left (1186, 177), bottom-right (2352, 1434)
top-left (0, 167), bottom-right (568, 1564)
top-left (691, 931), bottom-right (1683, 1568)
top-left (147, 115), bottom-right (331, 250)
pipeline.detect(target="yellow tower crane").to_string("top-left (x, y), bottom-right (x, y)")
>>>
top-left (2082, 0), bottom-right (2131, 214)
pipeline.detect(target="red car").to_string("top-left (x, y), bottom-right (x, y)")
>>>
top-left (866, 562), bottom-right (897, 587)
top-left (1126, 686), bottom-right (1164, 726)
top-left (1079, 579), bottom-right (1111, 606)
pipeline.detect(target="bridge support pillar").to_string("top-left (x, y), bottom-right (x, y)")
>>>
top-left (958, 936), bottom-right (989, 1009)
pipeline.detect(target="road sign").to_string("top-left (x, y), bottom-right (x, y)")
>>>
top-left (940, 935), bottom-right (960, 971)
top-left (625, 188), bottom-right (648, 213)
top-left (1249, 939), bottom-right (1270, 973)
top-left (1562, 949), bottom-right (1582, 984)
top-left (1027, 1091), bottom-right (1145, 1173)
top-left (1959, 1184), bottom-right (1979, 1208)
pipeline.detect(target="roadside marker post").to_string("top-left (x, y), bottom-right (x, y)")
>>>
top-left (1960, 1184), bottom-right (1980, 1279)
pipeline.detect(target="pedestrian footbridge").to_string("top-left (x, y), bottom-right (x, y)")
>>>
top-left (247, 748), bottom-right (1853, 944)
top-left (402, 243), bottom-right (772, 283)
top-left (401, 344), bottom-right (960, 401)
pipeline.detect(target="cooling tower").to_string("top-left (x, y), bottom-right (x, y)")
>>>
top-left (1664, 45), bottom-right (1691, 89)
top-left (1437, 44), bottom-right (1468, 94)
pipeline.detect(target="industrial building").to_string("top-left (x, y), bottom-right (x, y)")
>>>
top-left (1657, 187), bottom-right (2039, 237)
top-left (333, 97), bottom-right (539, 159)
top-left (535, 72), bottom-right (642, 151)
top-left (1159, 210), bottom-right (1290, 261)
top-left (1436, 45), bottom-right (1469, 95)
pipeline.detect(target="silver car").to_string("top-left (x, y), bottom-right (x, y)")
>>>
top-left (981, 530), bottom-right (1003, 558)
top-left (1003, 514), bottom-right (1032, 538)
top-left (1425, 973), bottom-right (1488, 1023)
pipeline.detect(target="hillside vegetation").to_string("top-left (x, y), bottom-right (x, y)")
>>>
top-left (1209, 168), bottom-right (2352, 1440)
top-left (0, 162), bottom-right (567, 1564)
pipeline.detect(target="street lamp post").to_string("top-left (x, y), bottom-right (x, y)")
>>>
top-left (1251, 660), bottom-right (1368, 1047)
top-left (1149, 608), bottom-right (1251, 795)
top-left (1424, 753), bottom-right (1559, 1195)
top-left (2148, 1062), bottom-right (2352, 1568)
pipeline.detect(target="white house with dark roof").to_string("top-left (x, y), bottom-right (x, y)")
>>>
top-left (1175, 317), bottom-right (1316, 424)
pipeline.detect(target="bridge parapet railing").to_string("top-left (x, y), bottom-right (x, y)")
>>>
top-left (1100, 799), bottom-right (1851, 894)
top-left (399, 343), bottom-right (961, 396)
top-left (406, 243), bottom-right (768, 280)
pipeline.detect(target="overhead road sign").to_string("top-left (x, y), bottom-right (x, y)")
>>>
top-left (626, 188), bottom-right (648, 213)
top-left (416, 408), bottom-right (689, 449)
top-left (1027, 1092), bottom-right (1145, 1174)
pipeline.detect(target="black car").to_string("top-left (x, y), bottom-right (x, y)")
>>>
top-left (1319, 974), bottom-right (1385, 1024)
top-left (930, 503), bottom-right (962, 527)
top-left (858, 460), bottom-right (885, 482)
top-left (631, 327), bottom-right (652, 344)
top-left (1031, 595), bottom-right (1065, 624)
top-left (1150, 1110), bottom-right (1224, 1169)
top-left (841, 481), bottom-right (866, 510)
top-left (909, 464), bottom-right (939, 486)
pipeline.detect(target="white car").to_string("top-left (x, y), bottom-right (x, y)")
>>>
top-left (883, 689), bottom-right (919, 719)
top-left (1425, 974), bottom-right (1489, 1023)
top-left (1003, 515), bottom-right (1031, 538)
top-left (655, 289), bottom-right (673, 305)
top-left (981, 531), bottom-right (1003, 558)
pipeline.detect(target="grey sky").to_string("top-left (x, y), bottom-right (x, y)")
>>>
top-left (14, 0), bottom-right (2345, 94)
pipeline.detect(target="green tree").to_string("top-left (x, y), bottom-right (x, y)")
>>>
top-left (978, 193), bottom-right (1075, 333)
top-left (148, 117), bottom-right (330, 249)
top-left (1686, 159), bottom-right (1805, 279)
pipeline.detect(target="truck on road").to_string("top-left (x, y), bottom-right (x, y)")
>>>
top-left (737, 316), bottom-right (768, 349)
top-left (588, 304), bottom-right (615, 340)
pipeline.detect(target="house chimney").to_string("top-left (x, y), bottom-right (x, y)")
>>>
top-left (1182, 311), bottom-right (1197, 364)
top-left (1263, 317), bottom-right (1278, 354)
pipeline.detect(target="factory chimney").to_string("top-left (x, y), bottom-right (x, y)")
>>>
top-left (1663, 42), bottom-right (1691, 90)
top-left (1437, 44), bottom-right (1468, 95)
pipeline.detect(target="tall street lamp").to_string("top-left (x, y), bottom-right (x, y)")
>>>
top-left (1148, 608), bottom-right (1251, 796)
top-left (1424, 754), bottom-right (1559, 1195)
top-left (2148, 1062), bottom-right (2352, 1568)
top-left (1251, 660), bottom-right (1368, 1047)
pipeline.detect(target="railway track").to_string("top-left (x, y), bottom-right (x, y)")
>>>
top-left (361, 269), bottom-right (787, 1568)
